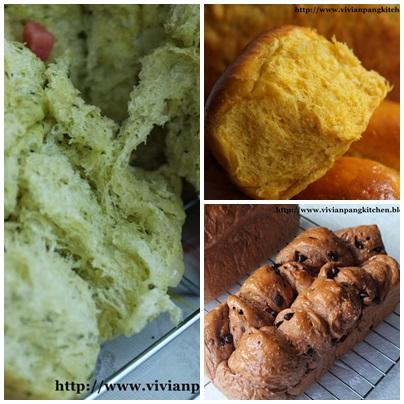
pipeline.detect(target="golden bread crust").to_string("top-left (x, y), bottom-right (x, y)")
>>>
top-left (347, 100), bottom-right (400, 171)
top-left (295, 156), bottom-right (400, 200)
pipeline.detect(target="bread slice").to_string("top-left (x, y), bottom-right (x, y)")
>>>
top-left (206, 25), bottom-right (390, 199)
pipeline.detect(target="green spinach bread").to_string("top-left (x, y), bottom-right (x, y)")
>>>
top-left (4, 3), bottom-right (199, 399)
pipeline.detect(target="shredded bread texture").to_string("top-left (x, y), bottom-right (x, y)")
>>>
top-left (5, 4), bottom-right (199, 399)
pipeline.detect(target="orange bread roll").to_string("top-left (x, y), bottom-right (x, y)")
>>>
top-left (347, 100), bottom-right (400, 171)
top-left (205, 4), bottom-right (400, 101)
top-left (295, 157), bottom-right (400, 200)
top-left (206, 26), bottom-right (390, 200)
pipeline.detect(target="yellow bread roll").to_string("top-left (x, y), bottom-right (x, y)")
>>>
top-left (295, 157), bottom-right (400, 200)
top-left (347, 100), bottom-right (400, 171)
top-left (205, 4), bottom-right (400, 101)
top-left (205, 26), bottom-right (390, 200)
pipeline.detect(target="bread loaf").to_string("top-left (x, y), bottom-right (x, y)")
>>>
top-left (205, 26), bottom-right (390, 200)
top-left (295, 157), bottom-right (400, 200)
top-left (204, 204), bottom-right (299, 302)
top-left (205, 225), bottom-right (400, 399)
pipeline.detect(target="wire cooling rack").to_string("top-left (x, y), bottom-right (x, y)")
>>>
top-left (204, 215), bottom-right (400, 400)
top-left (86, 200), bottom-right (200, 400)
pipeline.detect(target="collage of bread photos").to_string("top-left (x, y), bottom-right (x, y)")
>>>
top-left (3, 2), bottom-right (400, 401)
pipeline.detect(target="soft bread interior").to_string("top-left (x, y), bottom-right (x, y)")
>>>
top-left (207, 26), bottom-right (390, 199)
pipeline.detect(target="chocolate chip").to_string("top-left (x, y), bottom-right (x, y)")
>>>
top-left (374, 297), bottom-right (381, 304)
top-left (223, 334), bottom-right (233, 344)
top-left (274, 294), bottom-right (284, 307)
top-left (265, 308), bottom-right (277, 317)
top-left (275, 321), bottom-right (283, 328)
top-left (219, 334), bottom-right (233, 346)
top-left (238, 309), bottom-right (244, 315)
top-left (354, 238), bottom-right (365, 249)
top-left (241, 326), bottom-right (245, 333)
top-left (77, 30), bottom-right (87, 40)
top-left (273, 263), bottom-right (282, 269)
top-left (327, 251), bottom-right (339, 261)
top-left (296, 253), bottom-right (308, 263)
top-left (307, 348), bottom-right (315, 355)
top-left (373, 246), bottom-right (384, 253)
top-left (327, 266), bottom-right (339, 279)
top-left (284, 312), bottom-right (294, 321)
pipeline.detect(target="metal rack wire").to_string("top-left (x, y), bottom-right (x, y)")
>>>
top-left (204, 215), bottom-right (400, 400)
top-left (86, 201), bottom-right (200, 400)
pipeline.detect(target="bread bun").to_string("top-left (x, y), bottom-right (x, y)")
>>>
top-left (347, 100), bottom-right (400, 171)
top-left (206, 26), bottom-right (390, 200)
top-left (295, 156), bottom-right (400, 200)
top-left (205, 4), bottom-right (399, 101)
top-left (335, 224), bottom-right (386, 264)
top-left (275, 227), bottom-right (355, 273)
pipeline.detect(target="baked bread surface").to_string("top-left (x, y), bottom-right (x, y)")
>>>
top-left (295, 156), bottom-right (400, 200)
top-left (205, 4), bottom-right (399, 101)
top-left (204, 224), bottom-right (400, 399)
top-left (347, 100), bottom-right (400, 171)
top-left (206, 25), bottom-right (390, 199)
top-left (204, 204), bottom-right (299, 302)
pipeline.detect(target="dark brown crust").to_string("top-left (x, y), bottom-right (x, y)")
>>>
top-left (335, 225), bottom-right (386, 264)
top-left (205, 225), bottom-right (400, 399)
top-left (204, 204), bottom-right (299, 302)
top-left (207, 286), bottom-right (399, 399)
top-left (275, 227), bottom-right (355, 272)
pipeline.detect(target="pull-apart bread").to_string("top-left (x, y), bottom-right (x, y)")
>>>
top-left (205, 225), bottom-right (399, 399)
top-left (205, 26), bottom-right (390, 200)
